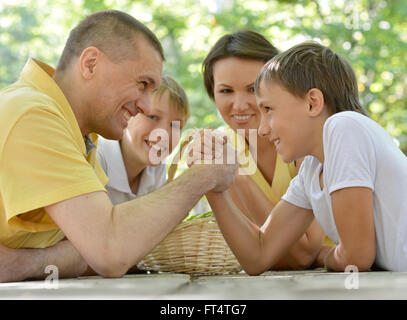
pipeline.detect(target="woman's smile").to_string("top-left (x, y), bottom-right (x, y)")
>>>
top-left (231, 114), bottom-right (255, 124)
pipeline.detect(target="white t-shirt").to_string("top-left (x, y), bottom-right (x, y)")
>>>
top-left (96, 137), bottom-right (166, 205)
top-left (282, 111), bottom-right (407, 271)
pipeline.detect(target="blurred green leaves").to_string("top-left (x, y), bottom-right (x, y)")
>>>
top-left (1, 0), bottom-right (406, 153)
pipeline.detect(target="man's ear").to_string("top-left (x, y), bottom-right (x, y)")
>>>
top-left (306, 88), bottom-right (325, 117)
top-left (79, 46), bottom-right (101, 80)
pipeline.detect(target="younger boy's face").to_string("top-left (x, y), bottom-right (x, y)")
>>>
top-left (122, 90), bottom-right (186, 166)
top-left (256, 80), bottom-right (312, 163)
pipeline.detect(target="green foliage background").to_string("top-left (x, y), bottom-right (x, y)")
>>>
top-left (1, 0), bottom-right (406, 152)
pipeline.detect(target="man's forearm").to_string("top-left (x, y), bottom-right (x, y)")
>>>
top-left (0, 240), bottom-right (87, 283)
top-left (110, 165), bottom-right (216, 271)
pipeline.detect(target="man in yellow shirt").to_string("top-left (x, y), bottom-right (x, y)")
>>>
top-left (0, 10), bottom-right (237, 282)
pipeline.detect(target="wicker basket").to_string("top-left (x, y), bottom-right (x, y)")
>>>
top-left (137, 216), bottom-right (242, 274)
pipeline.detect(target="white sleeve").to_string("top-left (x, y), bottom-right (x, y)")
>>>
top-left (156, 164), bottom-right (167, 189)
top-left (323, 115), bottom-right (376, 194)
top-left (281, 159), bottom-right (313, 210)
top-left (96, 139), bottom-right (108, 174)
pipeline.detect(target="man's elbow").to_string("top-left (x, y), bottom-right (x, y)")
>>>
top-left (85, 245), bottom-right (129, 278)
top-left (95, 262), bottom-right (128, 278)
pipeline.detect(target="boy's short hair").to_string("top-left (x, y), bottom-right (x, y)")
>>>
top-left (255, 41), bottom-right (367, 116)
top-left (154, 75), bottom-right (190, 122)
top-left (56, 10), bottom-right (165, 72)
top-left (202, 30), bottom-right (279, 100)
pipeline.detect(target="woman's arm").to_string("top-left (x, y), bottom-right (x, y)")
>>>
top-left (227, 172), bottom-right (274, 226)
top-left (206, 191), bottom-right (315, 275)
top-left (324, 187), bottom-right (376, 271)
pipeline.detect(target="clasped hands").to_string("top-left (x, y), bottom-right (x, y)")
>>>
top-left (185, 128), bottom-right (239, 193)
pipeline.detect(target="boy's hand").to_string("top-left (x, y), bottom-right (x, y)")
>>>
top-left (186, 128), bottom-right (238, 193)
top-left (186, 128), bottom-right (225, 166)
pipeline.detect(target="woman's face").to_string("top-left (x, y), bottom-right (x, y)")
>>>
top-left (212, 57), bottom-right (265, 133)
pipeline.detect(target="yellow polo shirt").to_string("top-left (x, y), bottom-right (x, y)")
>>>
top-left (0, 58), bottom-right (108, 249)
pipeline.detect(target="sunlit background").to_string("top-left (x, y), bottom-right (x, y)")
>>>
top-left (1, 0), bottom-right (406, 152)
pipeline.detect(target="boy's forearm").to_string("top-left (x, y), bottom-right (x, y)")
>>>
top-left (207, 194), bottom-right (317, 274)
top-left (206, 191), bottom-right (264, 273)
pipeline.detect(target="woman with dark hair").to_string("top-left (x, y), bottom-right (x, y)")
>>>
top-left (202, 31), bottom-right (333, 270)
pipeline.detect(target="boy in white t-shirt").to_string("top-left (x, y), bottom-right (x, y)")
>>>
top-left (97, 75), bottom-right (190, 205)
top-left (204, 41), bottom-right (407, 273)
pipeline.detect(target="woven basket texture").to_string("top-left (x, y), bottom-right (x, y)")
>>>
top-left (138, 216), bottom-right (242, 274)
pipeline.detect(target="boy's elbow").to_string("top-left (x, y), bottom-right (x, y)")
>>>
top-left (240, 257), bottom-right (270, 276)
top-left (339, 247), bottom-right (375, 272)
top-left (243, 265), bottom-right (266, 276)
top-left (343, 256), bottom-right (374, 272)
top-left (353, 263), bottom-right (372, 272)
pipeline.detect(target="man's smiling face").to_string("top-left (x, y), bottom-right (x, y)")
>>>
top-left (89, 36), bottom-right (163, 140)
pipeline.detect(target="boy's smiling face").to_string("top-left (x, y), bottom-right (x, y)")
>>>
top-left (121, 90), bottom-right (186, 167)
top-left (256, 79), bottom-right (313, 163)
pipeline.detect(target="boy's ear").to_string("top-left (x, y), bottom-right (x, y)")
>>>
top-left (306, 88), bottom-right (325, 117)
top-left (79, 46), bottom-right (101, 80)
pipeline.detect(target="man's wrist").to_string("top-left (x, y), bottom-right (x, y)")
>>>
top-left (186, 164), bottom-right (217, 194)
top-left (17, 247), bottom-right (49, 280)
